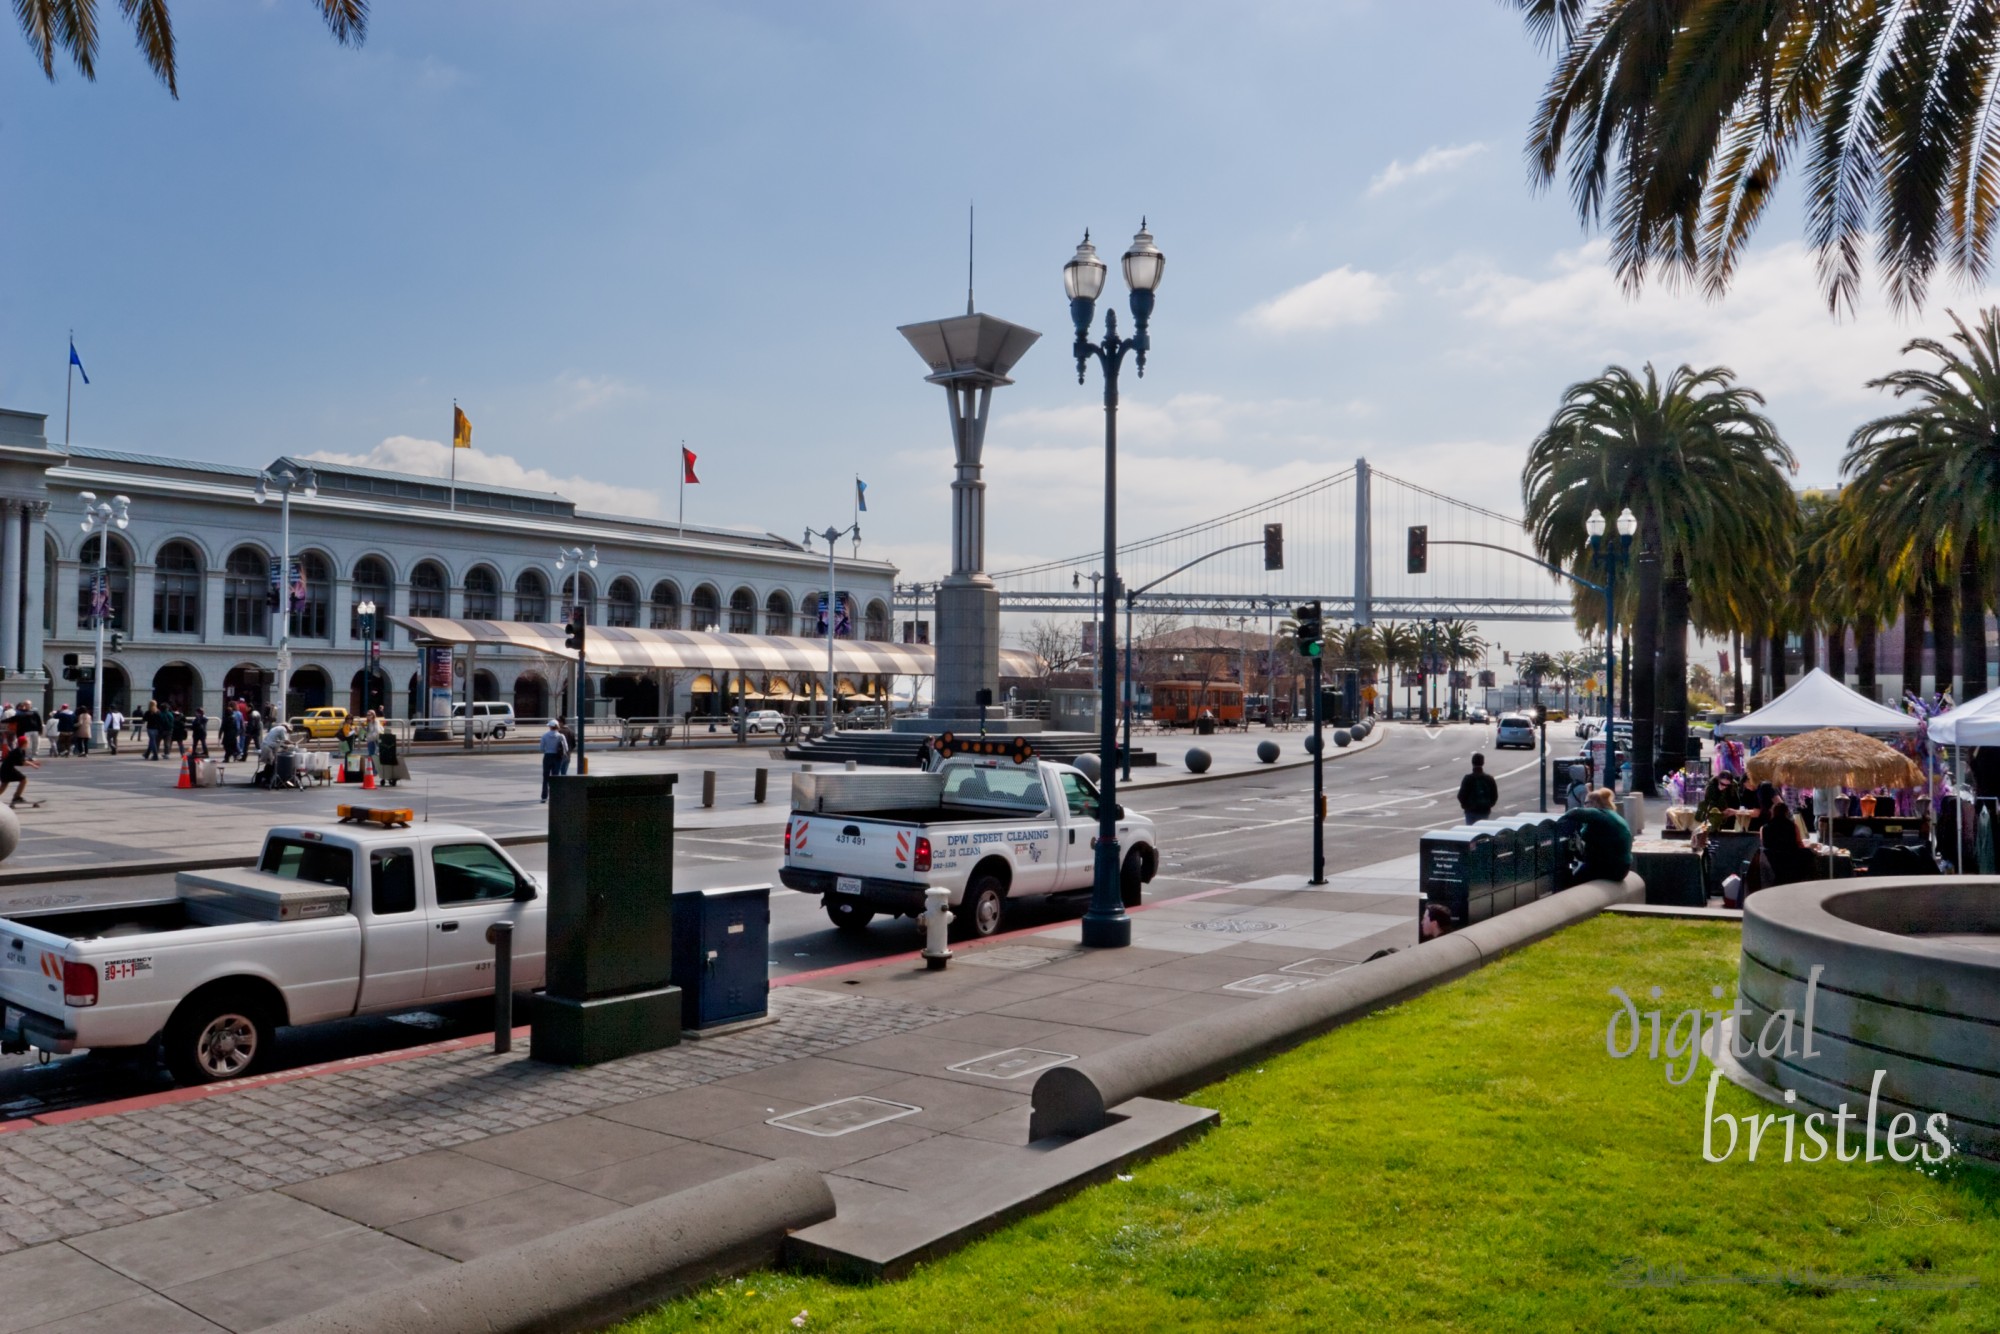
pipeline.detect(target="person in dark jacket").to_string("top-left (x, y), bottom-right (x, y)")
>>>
top-left (1457, 753), bottom-right (1498, 824)
top-left (1573, 787), bottom-right (1634, 880)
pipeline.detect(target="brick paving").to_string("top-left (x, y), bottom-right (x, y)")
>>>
top-left (0, 988), bottom-right (959, 1253)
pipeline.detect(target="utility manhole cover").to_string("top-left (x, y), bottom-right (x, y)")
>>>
top-left (1189, 918), bottom-right (1279, 934)
top-left (947, 1048), bottom-right (1077, 1080)
top-left (957, 945), bottom-right (1068, 972)
top-left (1224, 974), bottom-right (1321, 995)
top-left (768, 1097), bottom-right (920, 1137)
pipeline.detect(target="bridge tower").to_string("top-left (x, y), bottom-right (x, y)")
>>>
top-left (1353, 456), bottom-right (1372, 627)
top-left (896, 309), bottom-right (1041, 731)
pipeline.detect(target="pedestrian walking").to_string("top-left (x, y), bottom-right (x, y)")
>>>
top-left (219, 707), bottom-right (239, 760)
top-left (104, 707), bottom-right (123, 754)
top-left (168, 706), bottom-right (187, 757)
top-left (364, 711), bottom-right (382, 765)
top-left (191, 708), bottom-right (210, 759)
top-left (539, 719), bottom-right (569, 802)
top-left (73, 709), bottom-right (92, 757)
top-left (143, 703), bottom-right (161, 760)
top-left (557, 716), bottom-right (576, 776)
top-left (1457, 753), bottom-right (1498, 825)
top-left (245, 709), bottom-right (264, 756)
top-left (54, 705), bottom-right (77, 757)
top-left (0, 731), bottom-right (39, 808)
top-left (16, 703), bottom-right (43, 760)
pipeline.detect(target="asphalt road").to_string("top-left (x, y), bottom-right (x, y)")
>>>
top-left (0, 722), bottom-right (1546, 1119)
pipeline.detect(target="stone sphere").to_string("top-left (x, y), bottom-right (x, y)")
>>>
top-left (1184, 748), bottom-right (1212, 774)
top-left (0, 804), bottom-right (19, 863)
top-left (1072, 753), bottom-right (1102, 783)
top-left (1334, 729), bottom-right (1353, 747)
top-left (1256, 740), bottom-right (1281, 764)
top-left (1305, 734), bottom-right (1322, 755)
top-left (1353, 720), bottom-right (1371, 739)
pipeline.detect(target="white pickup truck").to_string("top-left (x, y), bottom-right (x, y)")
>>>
top-left (780, 756), bottom-right (1159, 939)
top-left (0, 820), bottom-right (546, 1085)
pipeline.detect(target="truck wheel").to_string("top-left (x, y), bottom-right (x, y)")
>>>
top-left (953, 875), bottom-right (1006, 941)
top-left (825, 900), bottom-right (875, 932)
top-left (164, 993), bottom-right (272, 1085)
top-left (1120, 851), bottom-right (1147, 908)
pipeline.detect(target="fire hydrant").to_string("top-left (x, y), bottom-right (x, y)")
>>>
top-left (921, 887), bottom-right (953, 971)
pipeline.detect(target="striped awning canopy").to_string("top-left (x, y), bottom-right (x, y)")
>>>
top-left (391, 616), bottom-right (1042, 678)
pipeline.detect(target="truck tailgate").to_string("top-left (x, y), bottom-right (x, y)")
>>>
top-left (0, 918), bottom-right (80, 1014)
top-left (787, 813), bottom-right (925, 883)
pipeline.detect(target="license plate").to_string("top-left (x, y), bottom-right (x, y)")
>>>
top-left (836, 876), bottom-right (862, 895)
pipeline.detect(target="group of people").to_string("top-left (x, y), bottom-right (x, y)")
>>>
top-left (1696, 773), bottom-right (1821, 892)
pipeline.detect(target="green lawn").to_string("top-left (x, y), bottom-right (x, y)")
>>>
top-left (621, 917), bottom-right (2000, 1333)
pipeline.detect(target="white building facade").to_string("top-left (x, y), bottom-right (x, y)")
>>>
top-left (0, 408), bottom-right (899, 723)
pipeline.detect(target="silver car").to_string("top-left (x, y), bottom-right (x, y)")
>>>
top-left (1495, 715), bottom-right (1537, 750)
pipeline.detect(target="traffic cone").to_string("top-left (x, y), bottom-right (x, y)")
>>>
top-left (361, 758), bottom-right (376, 791)
top-left (176, 755), bottom-right (192, 789)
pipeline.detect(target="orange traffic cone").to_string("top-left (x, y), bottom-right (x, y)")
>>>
top-left (361, 758), bottom-right (376, 791)
top-left (176, 755), bottom-right (192, 789)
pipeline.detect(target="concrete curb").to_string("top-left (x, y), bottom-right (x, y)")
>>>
top-left (262, 1158), bottom-right (833, 1334)
top-left (1029, 872), bottom-right (1644, 1138)
top-left (1121, 723), bottom-right (1384, 790)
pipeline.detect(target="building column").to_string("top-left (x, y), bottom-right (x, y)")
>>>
top-left (0, 503), bottom-right (21, 674)
top-left (23, 503), bottom-right (49, 682)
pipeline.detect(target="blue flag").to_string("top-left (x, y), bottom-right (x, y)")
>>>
top-left (855, 477), bottom-right (868, 512)
top-left (69, 339), bottom-right (88, 385)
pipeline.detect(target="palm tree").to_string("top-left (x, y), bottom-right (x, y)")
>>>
top-left (1434, 620), bottom-right (1487, 719)
top-left (17, 0), bottom-right (363, 96)
top-left (1524, 363), bottom-right (1796, 793)
top-left (1512, 1), bottom-right (2000, 313)
top-left (1376, 622), bottom-right (1419, 719)
top-left (1517, 651), bottom-right (1557, 710)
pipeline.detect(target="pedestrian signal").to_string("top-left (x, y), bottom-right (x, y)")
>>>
top-left (564, 610), bottom-right (587, 653)
top-left (1294, 601), bottom-right (1323, 658)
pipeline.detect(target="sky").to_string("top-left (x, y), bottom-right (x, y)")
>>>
top-left (7, 0), bottom-right (1998, 659)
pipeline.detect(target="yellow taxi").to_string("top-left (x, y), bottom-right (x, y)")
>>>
top-left (294, 707), bottom-right (350, 739)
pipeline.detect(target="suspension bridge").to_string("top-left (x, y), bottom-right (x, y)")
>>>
top-left (894, 459), bottom-right (1574, 626)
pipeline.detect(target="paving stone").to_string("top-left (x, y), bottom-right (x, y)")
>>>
top-left (0, 1243), bottom-right (150, 1333)
top-left (23, 1292), bottom-right (222, 1333)
top-left (449, 1116), bottom-right (679, 1182)
top-left (68, 1192), bottom-right (356, 1289)
top-left (164, 1226), bottom-right (453, 1331)
top-left (556, 1139), bottom-right (772, 1207)
top-left (713, 1057), bottom-right (907, 1103)
top-left (386, 1182), bottom-right (627, 1262)
top-left (705, 1114), bottom-right (936, 1172)
top-left (279, 1150), bottom-right (544, 1229)
top-left (593, 1084), bottom-right (810, 1141)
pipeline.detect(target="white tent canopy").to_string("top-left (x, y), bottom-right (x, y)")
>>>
top-left (1923, 689), bottom-right (2000, 747)
top-left (1713, 668), bottom-right (1919, 737)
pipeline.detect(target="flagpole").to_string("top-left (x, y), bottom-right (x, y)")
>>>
top-left (64, 331), bottom-right (74, 454)
top-left (679, 440), bottom-right (686, 539)
top-left (449, 399), bottom-right (458, 513)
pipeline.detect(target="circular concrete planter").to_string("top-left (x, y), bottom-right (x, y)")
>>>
top-left (1739, 878), bottom-right (2000, 1162)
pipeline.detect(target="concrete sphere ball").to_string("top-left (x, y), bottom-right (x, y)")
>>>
top-left (1256, 740), bottom-right (1281, 764)
top-left (0, 804), bottom-right (19, 863)
top-left (1184, 748), bottom-right (1212, 774)
top-left (1334, 729), bottom-right (1353, 747)
top-left (1072, 753), bottom-right (1102, 783)
top-left (1353, 720), bottom-right (1371, 739)
top-left (1305, 734), bottom-right (1322, 755)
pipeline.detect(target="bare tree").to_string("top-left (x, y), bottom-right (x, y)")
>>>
top-left (1021, 618), bottom-right (1084, 679)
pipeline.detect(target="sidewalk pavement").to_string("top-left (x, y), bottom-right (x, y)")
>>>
top-left (0, 856), bottom-right (1421, 1331)
top-left (0, 725), bottom-right (1382, 882)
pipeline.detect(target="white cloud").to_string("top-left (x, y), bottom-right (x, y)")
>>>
top-left (1242, 266), bottom-right (1395, 333)
top-left (304, 436), bottom-right (664, 517)
top-left (552, 371), bottom-right (640, 416)
top-left (1367, 142), bottom-right (1486, 196)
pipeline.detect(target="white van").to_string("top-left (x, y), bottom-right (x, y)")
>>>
top-left (450, 701), bottom-right (517, 739)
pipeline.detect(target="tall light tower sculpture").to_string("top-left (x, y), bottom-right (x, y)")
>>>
top-left (897, 301), bottom-right (1041, 734)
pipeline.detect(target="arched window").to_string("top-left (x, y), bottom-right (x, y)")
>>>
top-left (728, 587), bottom-right (756, 634)
top-left (464, 566), bottom-right (500, 620)
top-left (223, 545), bottom-right (271, 637)
top-left (152, 541), bottom-right (203, 635)
top-left (514, 570), bottom-right (548, 622)
top-left (290, 551), bottom-right (332, 640)
top-left (75, 534), bottom-right (132, 633)
top-left (351, 556), bottom-right (393, 646)
top-left (764, 591), bottom-right (793, 636)
top-left (409, 561), bottom-right (449, 618)
top-left (690, 585), bottom-right (720, 632)
top-left (559, 571), bottom-right (596, 623)
top-left (649, 581), bottom-right (680, 630)
top-left (865, 599), bottom-right (890, 641)
top-left (607, 577), bottom-right (640, 628)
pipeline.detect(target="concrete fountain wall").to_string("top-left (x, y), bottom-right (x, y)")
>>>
top-left (1738, 877), bottom-right (2000, 1163)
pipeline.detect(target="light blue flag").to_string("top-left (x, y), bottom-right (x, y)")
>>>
top-left (856, 477), bottom-right (868, 512)
top-left (69, 339), bottom-right (88, 385)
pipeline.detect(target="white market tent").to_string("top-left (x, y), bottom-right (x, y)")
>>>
top-left (1924, 689), bottom-right (2000, 747)
top-left (1713, 668), bottom-right (1919, 737)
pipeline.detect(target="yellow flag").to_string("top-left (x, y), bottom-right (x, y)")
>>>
top-left (452, 405), bottom-right (472, 450)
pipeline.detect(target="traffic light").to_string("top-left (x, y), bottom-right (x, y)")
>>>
top-left (564, 607), bottom-right (587, 653)
top-left (1294, 601), bottom-right (1323, 658)
top-left (61, 652), bottom-right (79, 682)
top-left (1407, 525), bottom-right (1428, 574)
top-left (109, 632), bottom-right (124, 654)
top-left (1263, 523), bottom-right (1284, 571)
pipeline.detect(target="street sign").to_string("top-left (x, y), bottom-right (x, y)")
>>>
top-left (76, 653), bottom-right (96, 668)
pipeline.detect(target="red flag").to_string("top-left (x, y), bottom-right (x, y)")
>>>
top-left (682, 447), bottom-right (699, 485)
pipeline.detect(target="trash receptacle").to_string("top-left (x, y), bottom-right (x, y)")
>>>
top-left (1421, 827), bottom-right (1494, 926)
top-left (1469, 820), bottom-right (1521, 914)
top-left (1518, 812), bottom-right (1560, 897)
top-left (670, 885), bottom-right (770, 1031)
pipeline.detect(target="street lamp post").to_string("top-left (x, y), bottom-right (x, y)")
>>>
top-left (804, 524), bottom-right (861, 738)
top-left (77, 492), bottom-right (130, 744)
top-left (1067, 220), bottom-right (1164, 950)
top-left (555, 545), bottom-right (598, 770)
top-left (356, 599), bottom-right (378, 717)
top-left (1586, 507), bottom-right (1638, 790)
top-left (255, 463), bottom-right (316, 724)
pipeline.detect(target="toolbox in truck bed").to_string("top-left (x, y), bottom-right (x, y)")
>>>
top-left (175, 868), bottom-right (352, 925)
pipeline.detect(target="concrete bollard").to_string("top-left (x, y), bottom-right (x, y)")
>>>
top-left (1256, 740), bottom-right (1280, 763)
top-left (921, 887), bottom-right (952, 971)
top-left (485, 921), bottom-right (514, 1054)
top-left (702, 770), bottom-right (716, 808)
top-left (754, 768), bottom-right (768, 803)
top-left (1184, 748), bottom-right (1212, 774)
top-left (846, 759), bottom-right (858, 771)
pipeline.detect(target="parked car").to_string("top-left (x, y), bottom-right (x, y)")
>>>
top-left (1468, 706), bottom-right (1490, 724)
top-left (1495, 714), bottom-right (1538, 750)
top-left (845, 705), bottom-right (887, 729)
top-left (742, 709), bottom-right (786, 736)
top-left (449, 701), bottom-right (517, 739)
top-left (292, 707), bottom-right (350, 739)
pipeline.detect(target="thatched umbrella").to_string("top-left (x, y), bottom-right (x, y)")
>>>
top-left (1745, 728), bottom-right (1923, 790)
